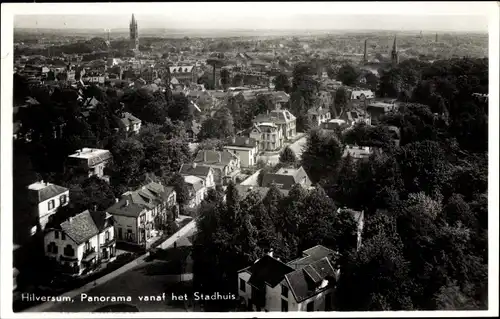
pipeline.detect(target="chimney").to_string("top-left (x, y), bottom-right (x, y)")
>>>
top-left (93, 204), bottom-right (97, 211)
top-left (204, 151), bottom-right (207, 162)
top-left (245, 138), bottom-right (249, 145)
top-left (69, 216), bottom-right (73, 223)
top-left (218, 152), bottom-right (222, 163)
top-left (192, 163), bottom-right (197, 169)
top-left (115, 198), bottom-right (119, 203)
top-left (125, 199), bottom-right (129, 206)
top-left (267, 248), bottom-right (274, 258)
top-left (232, 137), bottom-right (236, 144)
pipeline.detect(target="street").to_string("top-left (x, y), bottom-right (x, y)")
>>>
top-left (39, 228), bottom-right (196, 312)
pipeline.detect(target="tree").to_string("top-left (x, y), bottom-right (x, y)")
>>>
top-left (109, 137), bottom-right (145, 191)
top-left (273, 73), bottom-right (291, 93)
top-left (335, 233), bottom-right (414, 311)
top-left (301, 129), bottom-right (343, 183)
top-left (220, 68), bottom-right (230, 90)
top-left (334, 87), bottom-right (349, 115)
top-left (279, 146), bottom-right (297, 166)
top-left (168, 94), bottom-right (193, 123)
top-left (198, 107), bottom-right (234, 140)
top-left (337, 64), bottom-right (360, 86)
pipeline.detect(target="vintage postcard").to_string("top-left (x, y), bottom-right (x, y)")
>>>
top-left (1, 2), bottom-right (498, 318)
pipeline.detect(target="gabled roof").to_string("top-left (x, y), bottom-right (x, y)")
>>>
top-left (60, 210), bottom-right (100, 245)
top-left (90, 211), bottom-right (114, 232)
top-left (184, 175), bottom-right (205, 192)
top-left (179, 163), bottom-right (212, 178)
top-left (169, 66), bottom-right (194, 73)
top-left (194, 150), bottom-right (238, 166)
top-left (284, 257), bottom-right (336, 303)
top-left (261, 167), bottom-right (311, 190)
top-left (106, 181), bottom-right (174, 218)
top-left (234, 185), bottom-right (289, 200)
top-left (224, 136), bottom-right (258, 148)
top-left (28, 182), bottom-right (68, 203)
top-left (244, 255), bottom-right (294, 288)
top-left (113, 112), bottom-right (141, 129)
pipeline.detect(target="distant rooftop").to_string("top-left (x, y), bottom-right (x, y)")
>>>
top-left (68, 148), bottom-right (110, 160)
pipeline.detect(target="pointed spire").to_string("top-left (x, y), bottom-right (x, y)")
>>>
top-left (392, 35), bottom-right (397, 52)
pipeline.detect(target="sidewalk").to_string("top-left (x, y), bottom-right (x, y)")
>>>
top-left (24, 220), bottom-right (197, 312)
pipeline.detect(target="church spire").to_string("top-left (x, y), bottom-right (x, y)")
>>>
top-left (392, 35), bottom-right (397, 53)
top-left (391, 35), bottom-right (399, 67)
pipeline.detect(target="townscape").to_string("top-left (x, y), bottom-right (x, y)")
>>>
top-left (11, 13), bottom-right (489, 313)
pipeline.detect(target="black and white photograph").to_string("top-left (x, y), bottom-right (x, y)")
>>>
top-left (1, 1), bottom-right (498, 317)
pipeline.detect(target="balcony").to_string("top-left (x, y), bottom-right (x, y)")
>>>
top-left (82, 247), bottom-right (96, 262)
top-left (100, 238), bottom-right (116, 248)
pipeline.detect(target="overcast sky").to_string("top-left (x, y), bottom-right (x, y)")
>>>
top-left (9, 2), bottom-right (492, 32)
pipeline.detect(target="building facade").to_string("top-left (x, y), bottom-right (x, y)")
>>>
top-left (66, 148), bottom-right (112, 182)
top-left (44, 210), bottom-right (116, 275)
top-left (249, 123), bottom-right (284, 152)
top-left (27, 181), bottom-right (69, 235)
top-left (237, 245), bottom-right (339, 312)
top-left (106, 182), bottom-right (177, 246)
top-left (223, 137), bottom-right (260, 168)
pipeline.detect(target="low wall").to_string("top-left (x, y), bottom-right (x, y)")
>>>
top-left (239, 169), bottom-right (261, 186)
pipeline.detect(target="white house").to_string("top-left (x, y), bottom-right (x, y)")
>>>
top-left (223, 136), bottom-right (260, 168)
top-left (113, 111), bottom-right (142, 137)
top-left (183, 175), bottom-right (207, 208)
top-left (44, 210), bottom-right (116, 275)
top-left (343, 145), bottom-right (372, 160)
top-left (179, 163), bottom-right (216, 189)
top-left (106, 181), bottom-right (177, 246)
top-left (27, 181), bottom-right (69, 235)
top-left (250, 123), bottom-right (284, 152)
top-left (193, 150), bottom-right (241, 185)
top-left (66, 148), bottom-right (112, 181)
top-left (238, 245), bottom-right (338, 312)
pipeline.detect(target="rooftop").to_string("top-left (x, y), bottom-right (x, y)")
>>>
top-left (28, 181), bottom-right (68, 203)
top-left (68, 148), bottom-right (111, 160)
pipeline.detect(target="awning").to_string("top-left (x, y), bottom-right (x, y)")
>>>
top-left (82, 252), bottom-right (97, 262)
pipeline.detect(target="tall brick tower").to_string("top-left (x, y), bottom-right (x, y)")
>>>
top-left (129, 14), bottom-right (139, 51)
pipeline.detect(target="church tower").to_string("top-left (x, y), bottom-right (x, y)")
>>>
top-left (391, 35), bottom-right (399, 67)
top-left (129, 14), bottom-right (139, 51)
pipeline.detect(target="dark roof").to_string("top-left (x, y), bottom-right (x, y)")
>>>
top-left (285, 257), bottom-right (336, 303)
top-left (235, 185), bottom-right (289, 200)
top-left (113, 112), bottom-right (141, 129)
top-left (244, 255), bottom-right (294, 288)
top-left (106, 181), bottom-right (174, 218)
top-left (60, 210), bottom-right (100, 245)
top-left (194, 150), bottom-right (238, 166)
top-left (261, 167), bottom-right (311, 190)
top-left (179, 163), bottom-right (212, 177)
top-left (225, 136), bottom-right (258, 148)
top-left (29, 183), bottom-right (68, 203)
top-left (90, 211), bottom-right (114, 232)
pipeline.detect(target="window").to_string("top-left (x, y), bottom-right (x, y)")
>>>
top-left (61, 232), bottom-right (66, 240)
top-left (64, 244), bottom-right (75, 257)
top-left (48, 199), bottom-right (55, 210)
top-left (239, 278), bottom-right (246, 292)
top-left (307, 300), bottom-right (314, 312)
top-left (55, 231), bottom-right (59, 239)
top-left (325, 292), bottom-right (333, 311)
top-left (281, 299), bottom-right (288, 312)
top-left (47, 242), bottom-right (58, 254)
top-left (60, 195), bottom-right (67, 205)
top-left (281, 285), bottom-right (288, 298)
top-left (85, 241), bottom-right (91, 252)
top-left (105, 230), bottom-right (110, 241)
top-left (118, 228), bottom-right (123, 240)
